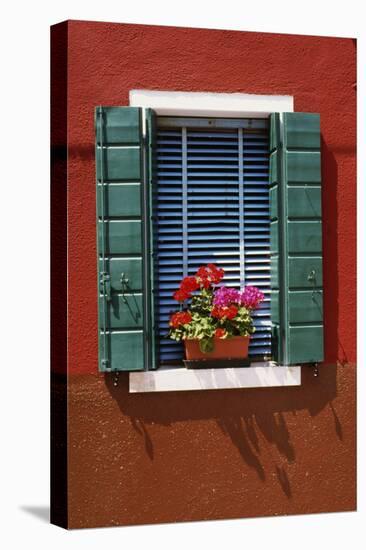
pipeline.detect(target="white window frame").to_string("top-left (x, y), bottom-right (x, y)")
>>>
top-left (129, 90), bottom-right (300, 392)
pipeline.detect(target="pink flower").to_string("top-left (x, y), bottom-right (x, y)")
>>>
top-left (213, 286), bottom-right (241, 307)
top-left (240, 286), bottom-right (265, 309)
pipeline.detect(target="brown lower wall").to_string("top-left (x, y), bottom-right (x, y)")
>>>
top-left (65, 363), bottom-right (356, 528)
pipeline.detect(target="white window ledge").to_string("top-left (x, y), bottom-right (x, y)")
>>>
top-left (129, 363), bottom-right (301, 393)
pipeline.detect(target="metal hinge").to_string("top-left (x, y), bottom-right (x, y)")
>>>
top-left (101, 358), bottom-right (110, 370)
top-left (100, 272), bottom-right (111, 301)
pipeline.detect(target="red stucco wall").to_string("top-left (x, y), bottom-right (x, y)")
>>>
top-left (54, 20), bottom-right (356, 528)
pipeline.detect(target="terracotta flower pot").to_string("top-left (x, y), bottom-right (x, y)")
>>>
top-left (184, 336), bottom-right (250, 360)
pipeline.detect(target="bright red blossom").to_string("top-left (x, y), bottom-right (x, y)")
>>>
top-left (196, 264), bottom-right (224, 288)
top-left (169, 311), bottom-right (192, 328)
top-left (180, 276), bottom-right (200, 293)
top-left (200, 277), bottom-right (211, 289)
top-left (173, 289), bottom-right (190, 302)
top-left (215, 328), bottom-right (226, 338)
top-left (207, 263), bottom-right (225, 284)
top-left (226, 305), bottom-right (239, 319)
top-left (173, 276), bottom-right (200, 301)
top-left (211, 305), bottom-right (238, 320)
top-left (196, 266), bottom-right (210, 288)
top-left (211, 306), bottom-right (222, 318)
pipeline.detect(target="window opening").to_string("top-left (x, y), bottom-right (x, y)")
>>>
top-left (155, 117), bottom-right (271, 365)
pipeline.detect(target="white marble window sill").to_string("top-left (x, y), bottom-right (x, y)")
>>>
top-left (129, 362), bottom-right (301, 393)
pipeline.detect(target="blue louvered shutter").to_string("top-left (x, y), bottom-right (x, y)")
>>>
top-left (155, 119), bottom-right (271, 365)
top-left (270, 112), bottom-right (324, 365)
top-left (95, 106), bottom-right (157, 372)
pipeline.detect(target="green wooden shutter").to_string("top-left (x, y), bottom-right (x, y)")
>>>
top-left (270, 112), bottom-right (324, 365)
top-left (95, 106), bottom-right (156, 372)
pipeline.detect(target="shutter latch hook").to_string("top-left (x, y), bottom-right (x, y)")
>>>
top-left (120, 272), bottom-right (129, 303)
top-left (308, 269), bottom-right (316, 300)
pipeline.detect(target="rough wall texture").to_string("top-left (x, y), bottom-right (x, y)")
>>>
top-left (67, 365), bottom-right (355, 528)
top-left (55, 20), bottom-right (356, 528)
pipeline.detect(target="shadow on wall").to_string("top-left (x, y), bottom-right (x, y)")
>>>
top-left (321, 139), bottom-right (350, 366)
top-left (105, 364), bottom-right (339, 498)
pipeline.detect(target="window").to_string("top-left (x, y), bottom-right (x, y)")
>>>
top-left (96, 105), bottom-right (324, 373)
top-left (155, 117), bottom-right (271, 365)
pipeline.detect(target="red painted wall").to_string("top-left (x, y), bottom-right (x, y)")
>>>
top-left (66, 20), bottom-right (356, 374)
top-left (54, 20), bottom-right (356, 528)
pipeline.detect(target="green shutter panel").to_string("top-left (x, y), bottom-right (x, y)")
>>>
top-left (270, 112), bottom-right (324, 365)
top-left (95, 106), bottom-right (156, 372)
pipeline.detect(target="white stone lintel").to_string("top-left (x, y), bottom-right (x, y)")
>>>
top-left (129, 89), bottom-right (294, 118)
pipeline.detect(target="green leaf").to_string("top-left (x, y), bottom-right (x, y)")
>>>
top-left (199, 337), bottom-right (214, 353)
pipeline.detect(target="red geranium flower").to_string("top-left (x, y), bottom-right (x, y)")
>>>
top-left (196, 264), bottom-right (224, 288)
top-left (215, 328), bottom-right (226, 338)
top-left (207, 263), bottom-right (224, 284)
top-left (169, 311), bottom-right (192, 328)
top-left (196, 266), bottom-right (210, 288)
top-left (211, 306), bottom-right (223, 318)
top-left (173, 289), bottom-right (190, 302)
top-left (211, 304), bottom-right (238, 320)
top-left (200, 278), bottom-right (211, 289)
top-left (226, 304), bottom-right (238, 320)
top-left (180, 276), bottom-right (199, 293)
top-left (173, 276), bottom-right (200, 301)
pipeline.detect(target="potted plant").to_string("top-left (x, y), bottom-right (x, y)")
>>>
top-left (168, 264), bottom-right (265, 365)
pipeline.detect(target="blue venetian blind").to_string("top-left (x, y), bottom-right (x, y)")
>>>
top-left (155, 118), bottom-right (271, 364)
